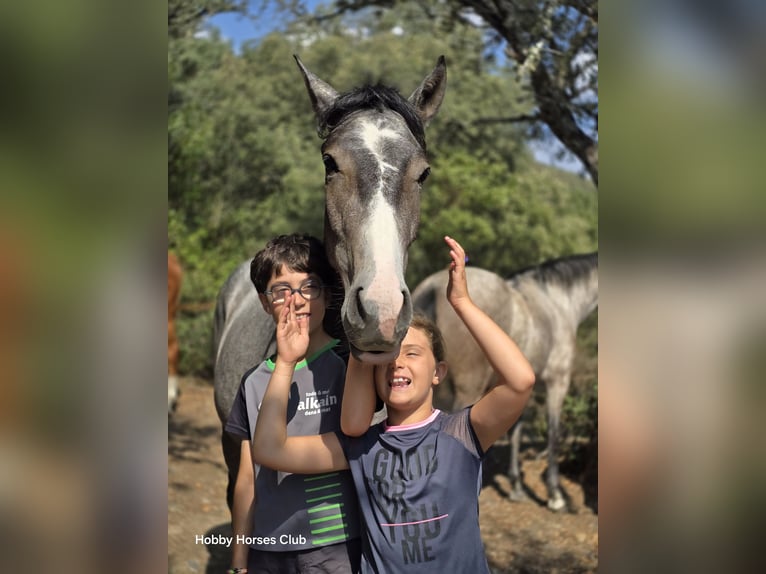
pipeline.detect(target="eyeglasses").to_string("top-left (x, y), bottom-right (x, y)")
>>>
top-left (264, 281), bottom-right (323, 304)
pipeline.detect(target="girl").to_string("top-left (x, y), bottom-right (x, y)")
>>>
top-left (252, 236), bottom-right (535, 573)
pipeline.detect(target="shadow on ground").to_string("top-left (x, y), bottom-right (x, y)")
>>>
top-left (486, 538), bottom-right (596, 574)
top-left (481, 439), bottom-right (597, 515)
top-left (204, 523), bottom-right (233, 574)
top-left (169, 417), bottom-right (227, 472)
top-left (482, 440), bottom-right (549, 507)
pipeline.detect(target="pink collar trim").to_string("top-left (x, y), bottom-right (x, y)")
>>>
top-left (385, 409), bottom-right (441, 432)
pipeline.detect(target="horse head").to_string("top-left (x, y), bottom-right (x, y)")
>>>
top-left (295, 55), bottom-right (446, 363)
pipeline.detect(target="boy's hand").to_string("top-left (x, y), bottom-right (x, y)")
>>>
top-left (445, 235), bottom-right (470, 308)
top-left (275, 293), bottom-right (309, 364)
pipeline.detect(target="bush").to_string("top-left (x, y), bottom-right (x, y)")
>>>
top-left (176, 309), bottom-right (215, 380)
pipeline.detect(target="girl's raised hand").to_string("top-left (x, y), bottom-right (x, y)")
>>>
top-left (445, 235), bottom-right (470, 308)
top-left (275, 293), bottom-right (309, 364)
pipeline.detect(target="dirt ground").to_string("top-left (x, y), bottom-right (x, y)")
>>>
top-left (168, 377), bottom-right (598, 573)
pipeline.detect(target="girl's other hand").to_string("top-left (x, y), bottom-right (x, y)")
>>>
top-left (445, 235), bottom-right (470, 307)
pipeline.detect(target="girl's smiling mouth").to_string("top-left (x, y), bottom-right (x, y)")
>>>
top-left (390, 376), bottom-right (412, 390)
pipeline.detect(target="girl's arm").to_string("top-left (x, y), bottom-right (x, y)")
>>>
top-left (230, 439), bottom-right (255, 570)
top-left (340, 356), bottom-right (377, 436)
top-left (443, 236), bottom-right (536, 452)
top-left (251, 293), bottom-right (348, 474)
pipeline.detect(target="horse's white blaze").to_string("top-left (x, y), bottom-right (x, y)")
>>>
top-left (359, 120), bottom-right (402, 188)
top-left (362, 192), bottom-right (404, 340)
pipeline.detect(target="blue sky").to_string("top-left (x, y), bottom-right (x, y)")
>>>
top-left (205, 0), bottom-right (327, 46)
top-left (205, 4), bottom-right (589, 177)
top-left (205, 13), bottom-right (263, 44)
top-left (206, 5), bottom-right (290, 47)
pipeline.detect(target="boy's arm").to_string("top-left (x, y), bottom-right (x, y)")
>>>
top-left (341, 356), bottom-right (376, 436)
top-left (252, 294), bottom-right (349, 474)
top-left (444, 237), bottom-right (536, 453)
top-left (253, 357), bottom-right (348, 473)
top-left (230, 439), bottom-right (255, 570)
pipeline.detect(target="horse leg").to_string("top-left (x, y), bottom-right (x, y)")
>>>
top-left (221, 430), bottom-right (241, 512)
top-left (168, 375), bottom-right (179, 415)
top-left (167, 321), bottom-right (180, 415)
top-left (167, 252), bottom-right (181, 416)
top-left (546, 377), bottom-right (569, 512)
top-left (508, 420), bottom-right (527, 501)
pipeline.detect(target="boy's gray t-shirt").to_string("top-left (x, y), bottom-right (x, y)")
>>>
top-left (225, 341), bottom-right (361, 551)
top-left (337, 408), bottom-right (489, 574)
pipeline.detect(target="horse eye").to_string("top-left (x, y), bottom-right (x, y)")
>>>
top-left (417, 167), bottom-right (431, 185)
top-left (323, 154), bottom-right (339, 174)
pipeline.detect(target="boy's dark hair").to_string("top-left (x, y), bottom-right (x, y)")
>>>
top-left (409, 312), bottom-right (446, 363)
top-left (250, 234), bottom-right (347, 354)
top-left (250, 234), bottom-right (337, 293)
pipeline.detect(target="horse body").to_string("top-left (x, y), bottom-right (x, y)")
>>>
top-left (212, 261), bottom-right (276, 424)
top-left (213, 57), bottom-right (446, 508)
top-left (412, 253), bottom-right (598, 511)
top-left (212, 261), bottom-right (277, 505)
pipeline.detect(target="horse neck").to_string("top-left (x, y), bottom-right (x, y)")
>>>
top-left (542, 267), bottom-right (598, 328)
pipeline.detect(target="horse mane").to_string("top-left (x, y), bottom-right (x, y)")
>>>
top-left (510, 252), bottom-right (598, 289)
top-left (318, 84), bottom-right (427, 151)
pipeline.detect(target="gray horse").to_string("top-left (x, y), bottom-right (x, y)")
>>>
top-left (412, 252), bottom-right (598, 511)
top-left (213, 56), bottom-right (447, 508)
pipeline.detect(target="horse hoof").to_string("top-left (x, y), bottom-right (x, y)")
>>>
top-left (547, 497), bottom-right (566, 512)
top-left (508, 489), bottom-right (528, 503)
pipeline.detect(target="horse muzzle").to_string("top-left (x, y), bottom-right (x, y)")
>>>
top-left (349, 345), bottom-right (402, 364)
top-left (342, 285), bottom-right (412, 364)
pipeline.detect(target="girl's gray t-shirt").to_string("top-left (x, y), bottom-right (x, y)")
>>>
top-left (337, 408), bottom-right (490, 573)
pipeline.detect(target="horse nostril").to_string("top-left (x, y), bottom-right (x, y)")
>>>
top-left (401, 289), bottom-right (412, 312)
top-left (355, 287), bottom-right (367, 320)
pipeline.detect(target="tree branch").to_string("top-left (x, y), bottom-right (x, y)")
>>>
top-left (472, 113), bottom-right (541, 125)
top-left (531, 64), bottom-right (598, 183)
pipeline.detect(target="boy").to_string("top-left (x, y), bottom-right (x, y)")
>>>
top-left (251, 235), bottom-right (536, 573)
top-left (225, 234), bottom-right (361, 573)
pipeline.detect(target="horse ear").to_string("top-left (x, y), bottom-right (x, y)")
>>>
top-left (294, 55), bottom-right (339, 117)
top-left (409, 55), bottom-right (447, 125)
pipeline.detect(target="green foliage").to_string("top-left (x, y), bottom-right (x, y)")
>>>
top-left (168, 0), bottom-right (245, 39)
top-left (561, 311), bottom-right (598, 465)
top-left (562, 383), bottom-right (597, 446)
top-left (285, 0), bottom-right (598, 180)
top-left (168, 1), bottom-right (597, 379)
top-left (408, 152), bottom-right (597, 286)
top-left (526, 310), bottom-right (598, 465)
top-left (176, 309), bottom-right (216, 377)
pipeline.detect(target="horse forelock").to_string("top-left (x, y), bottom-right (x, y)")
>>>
top-left (319, 84), bottom-right (426, 151)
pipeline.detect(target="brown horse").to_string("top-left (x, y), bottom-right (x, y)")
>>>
top-left (412, 253), bottom-right (598, 511)
top-left (168, 251), bottom-right (182, 414)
